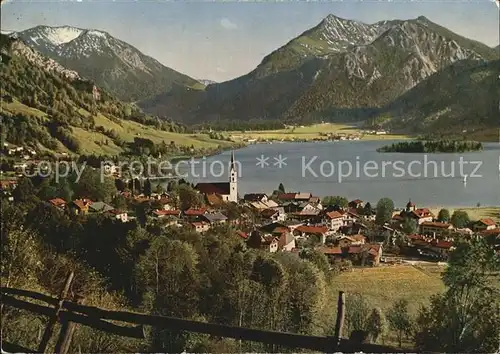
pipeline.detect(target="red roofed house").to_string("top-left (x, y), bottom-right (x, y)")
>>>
top-left (277, 193), bottom-right (297, 201)
top-left (473, 218), bottom-right (497, 232)
top-left (70, 199), bottom-right (92, 215)
top-left (194, 152), bottom-right (238, 202)
top-left (183, 208), bottom-right (207, 221)
top-left (338, 235), bottom-right (366, 248)
top-left (294, 225), bottom-right (329, 244)
top-left (152, 209), bottom-right (181, 218)
top-left (325, 211), bottom-right (344, 232)
top-left (191, 221), bottom-right (211, 233)
top-left (48, 198), bottom-right (67, 210)
top-left (420, 221), bottom-right (454, 235)
top-left (277, 230), bottom-right (296, 252)
top-left (410, 208), bottom-right (434, 224)
top-left (348, 199), bottom-right (363, 209)
top-left (263, 235), bottom-right (279, 253)
top-left (318, 246), bottom-right (344, 262)
top-left (429, 240), bottom-right (454, 258)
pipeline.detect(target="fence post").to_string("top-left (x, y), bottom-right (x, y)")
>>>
top-left (333, 291), bottom-right (345, 350)
top-left (54, 295), bottom-right (85, 354)
top-left (38, 271), bottom-right (75, 353)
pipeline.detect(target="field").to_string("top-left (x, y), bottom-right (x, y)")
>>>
top-left (331, 264), bottom-right (446, 314)
top-left (429, 206), bottom-right (500, 223)
top-left (229, 123), bottom-right (411, 142)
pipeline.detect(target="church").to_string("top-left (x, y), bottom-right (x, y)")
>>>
top-left (194, 151), bottom-right (238, 203)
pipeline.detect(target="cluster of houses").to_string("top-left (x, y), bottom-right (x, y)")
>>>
top-left (2, 152), bottom-right (499, 266)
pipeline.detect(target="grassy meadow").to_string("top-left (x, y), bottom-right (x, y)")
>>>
top-left (229, 123), bottom-right (411, 142)
top-left (3, 99), bottom-right (234, 156)
top-left (429, 206), bottom-right (500, 223)
top-left (331, 264), bottom-right (446, 315)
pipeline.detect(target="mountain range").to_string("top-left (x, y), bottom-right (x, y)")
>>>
top-left (4, 15), bottom-right (500, 136)
top-left (137, 15), bottom-right (498, 128)
top-left (0, 33), bottom-right (230, 156)
top-left (11, 25), bottom-right (204, 102)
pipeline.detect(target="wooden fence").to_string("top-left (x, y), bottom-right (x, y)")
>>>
top-left (1, 272), bottom-right (404, 353)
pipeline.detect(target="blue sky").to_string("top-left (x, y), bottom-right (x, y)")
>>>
top-left (1, 0), bottom-right (499, 82)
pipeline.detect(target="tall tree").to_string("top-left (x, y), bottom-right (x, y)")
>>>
top-left (345, 293), bottom-right (370, 336)
top-left (415, 239), bottom-right (500, 352)
top-left (375, 198), bottom-right (394, 225)
top-left (387, 299), bottom-right (413, 348)
top-left (402, 217), bottom-right (418, 234)
top-left (363, 202), bottom-right (373, 216)
top-left (450, 210), bottom-right (470, 228)
top-left (12, 177), bottom-right (35, 203)
top-left (322, 196), bottom-right (348, 208)
top-left (278, 183), bottom-right (285, 193)
top-left (437, 208), bottom-right (451, 222)
top-left (366, 307), bottom-right (388, 344)
top-left (143, 178), bottom-right (152, 197)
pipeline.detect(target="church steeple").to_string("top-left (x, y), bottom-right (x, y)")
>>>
top-left (229, 151), bottom-right (238, 202)
top-left (230, 150), bottom-right (236, 172)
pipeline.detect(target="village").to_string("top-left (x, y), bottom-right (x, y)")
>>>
top-left (2, 150), bottom-right (499, 271)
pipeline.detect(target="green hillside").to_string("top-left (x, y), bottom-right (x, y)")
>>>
top-left (0, 34), bottom-right (233, 157)
top-left (377, 59), bottom-right (500, 139)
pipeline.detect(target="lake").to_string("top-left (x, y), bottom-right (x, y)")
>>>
top-left (172, 140), bottom-right (500, 209)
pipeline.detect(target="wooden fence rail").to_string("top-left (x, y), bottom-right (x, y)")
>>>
top-left (1, 284), bottom-right (404, 353)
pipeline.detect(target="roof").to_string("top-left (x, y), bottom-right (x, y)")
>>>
top-left (295, 192), bottom-right (312, 200)
top-left (206, 194), bottom-right (223, 206)
top-left (318, 246), bottom-right (343, 255)
top-left (89, 202), bottom-right (114, 213)
top-left (295, 225), bottom-right (328, 235)
top-left (277, 232), bottom-right (295, 249)
top-left (195, 182), bottom-right (230, 195)
top-left (236, 231), bottom-right (248, 239)
top-left (72, 199), bottom-right (92, 209)
top-left (107, 209), bottom-right (127, 215)
top-left (308, 196), bottom-right (320, 204)
top-left (351, 199), bottom-right (363, 204)
top-left (153, 210), bottom-right (181, 217)
top-left (421, 221), bottom-right (452, 229)
top-left (481, 228), bottom-right (500, 236)
top-left (244, 193), bottom-right (267, 201)
top-left (261, 234), bottom-right (278, 245)
top-left (261, 209), bottom-right (278, 218)
top-left (412, 208), bottom-right (434, 218)
top-left (292, 210), bottom-right (320, 217)
top-left (326, 211), bottom-right (344, 219)
top-left (478, 218), bottom-right (496, 226)
top-left (367, 244), bottom-right (381, 256)
top-left (432, 240), bottom-right (453, 249)
top-left (278, 193), bottom-right (297, 201)
top-left (184, 208), bottom-right (207, 216)
top-left (203, 212), bottom-right (228, 223)
top-left (351, 234), bottom-right (366, 242)
top-left (49, 198), bottom-right (66, 207)
top-left (348, 246), bottom-right (363, 254)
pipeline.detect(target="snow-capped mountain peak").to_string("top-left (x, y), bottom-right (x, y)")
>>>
top-left (41, 26), bottom-right (84, 46)
top-left (12, 24), bottom-right (201, 101)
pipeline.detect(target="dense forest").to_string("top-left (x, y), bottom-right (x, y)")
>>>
top-left (377, 140), bottom-right (483, 153)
